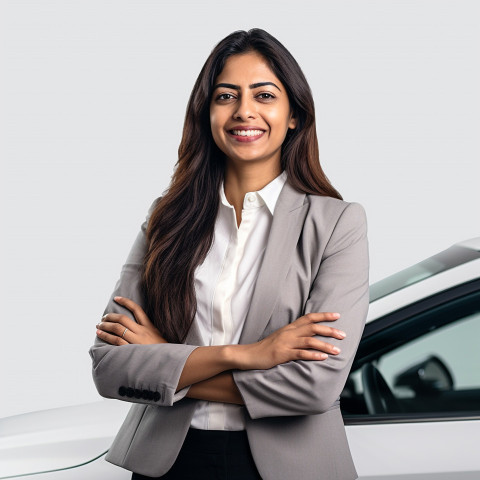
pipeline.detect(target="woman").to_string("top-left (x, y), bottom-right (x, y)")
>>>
top-left (89, 28), bottom-right (369, 480)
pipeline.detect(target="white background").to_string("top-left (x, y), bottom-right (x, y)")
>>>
top-left (0, 0), bottom-right (478, 418)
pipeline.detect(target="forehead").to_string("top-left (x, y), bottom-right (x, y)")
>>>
top-left (215, 51), bottom-right (279, 84)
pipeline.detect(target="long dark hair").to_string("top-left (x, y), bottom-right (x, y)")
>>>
top-left (141, 28), bottom-right (342, 343)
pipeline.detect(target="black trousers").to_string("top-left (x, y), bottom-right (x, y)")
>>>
top-left (131, 428), bottom-right (263, 480)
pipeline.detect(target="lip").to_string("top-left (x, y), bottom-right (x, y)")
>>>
top-left (227, 131), bottom-right (265, 143)
top-left (227, 125), bottom-right (266, 143)
top-left (228, 125), bottom-right (266, 131)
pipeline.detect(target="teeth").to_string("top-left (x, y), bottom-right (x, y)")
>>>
top-left (231, 129), bottom-right (264, 137)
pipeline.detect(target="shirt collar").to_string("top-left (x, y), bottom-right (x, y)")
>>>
top-left (219, 170), bottom-right (288, 216)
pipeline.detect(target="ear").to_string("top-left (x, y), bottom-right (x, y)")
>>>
top-left (288, 112), bottom-right (297, 130)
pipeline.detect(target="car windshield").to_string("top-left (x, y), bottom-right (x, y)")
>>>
top-left (369, 245), bottom-right (480, 302)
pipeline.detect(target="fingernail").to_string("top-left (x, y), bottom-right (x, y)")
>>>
top-left (339, 331), bottom-right (346, 338)
top-left (114, 296), bottom-right (122, 300)
top-left (96, 329), bottom-right (102, 335)
top-left (315, 353), bottom-right (328, 359)
top-left (332, 346), bottom-right (341, 354)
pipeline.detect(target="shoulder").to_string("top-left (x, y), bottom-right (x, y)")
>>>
top-left (148, 196), bottom-right (163, 213)
top-left (304, 194), bottom-right (367, 232)
top-left (302, 195), bottom-right (369, 264)
top-left (145, 196), bottom-right (163, 221)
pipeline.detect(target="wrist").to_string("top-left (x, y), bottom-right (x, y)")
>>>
top-left (223, 343), bottom-right (253, 370)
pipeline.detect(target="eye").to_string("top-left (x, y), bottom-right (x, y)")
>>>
top-left (257, 92), bottom-right (275, 100)
top-left (216, 93), bottom-right (236, 101)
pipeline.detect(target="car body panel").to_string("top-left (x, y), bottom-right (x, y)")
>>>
top-left (346, 419), bottom-right (480, 478)
top-left (0, 401), bottom-right (130, 479)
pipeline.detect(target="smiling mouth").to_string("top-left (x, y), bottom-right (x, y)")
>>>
top-left (228, 129), bottom-right (266, 142)
top-left (230, 129), bottom-right (265, 137)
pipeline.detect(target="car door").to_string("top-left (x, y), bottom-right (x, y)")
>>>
top-left (342, 280), bottom-right (480, 479)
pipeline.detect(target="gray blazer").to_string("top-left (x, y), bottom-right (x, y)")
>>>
top-left (89, 178), bottom-right (369, 480)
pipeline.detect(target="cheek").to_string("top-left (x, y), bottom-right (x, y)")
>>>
top-left (209, 113), bottom-right (219, 138)
top-left (210, 110), bottom-right (224, 135)
top-left (209, 112), bottom-right (226, 151)
top-left (269, 106), bottom-right (293, 136)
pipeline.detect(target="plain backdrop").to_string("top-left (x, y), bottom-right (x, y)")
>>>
top-left (0, 0), bottom-right (478, 419)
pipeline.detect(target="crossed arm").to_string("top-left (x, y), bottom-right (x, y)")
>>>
top-left (90, 200), bottom-right (368, 417)
top-left (95, 295), bottom-right (345, 406)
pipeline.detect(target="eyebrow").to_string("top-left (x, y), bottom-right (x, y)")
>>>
top-left (213, 81), bottom-right (281, 92)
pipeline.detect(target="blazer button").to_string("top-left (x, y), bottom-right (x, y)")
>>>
top-left (147, 391), bottom-right (154, 400)
top-left (118, 386), bottom-right (127, 397)
top-left (153, 391), bottom-right (160, 402)
top-left (134, 389), bottom-right (142, 399)
top-left (142, 389), bottom-right (150, 400)
top-left (126, 387), bottom-right (134, 398)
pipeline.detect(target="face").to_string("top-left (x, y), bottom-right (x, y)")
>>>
top-left (209, 51), bottom-right (297, 169)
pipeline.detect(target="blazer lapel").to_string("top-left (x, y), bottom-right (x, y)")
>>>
top-left (238, 180), bottom-right (308, 345)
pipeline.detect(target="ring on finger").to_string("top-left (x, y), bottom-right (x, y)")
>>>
top-left (122, 327), bottom-right (128, 339)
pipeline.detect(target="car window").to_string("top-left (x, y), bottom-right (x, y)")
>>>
top-left (379, 312), bottom-right (480, 393)
top-left (342, 291), bottom-right (480, 419)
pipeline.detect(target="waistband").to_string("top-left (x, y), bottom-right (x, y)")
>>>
top-left (182, 428), bottom-right (250, 455)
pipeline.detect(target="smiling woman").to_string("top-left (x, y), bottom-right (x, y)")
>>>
top-left (210, 51), bottom-right (297, 227)
top-left (210, 52), bottom-right (297, 174)
top-left (89, 28), bottom-right (369, 480)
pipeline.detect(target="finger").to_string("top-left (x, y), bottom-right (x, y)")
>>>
top-left (96, 328), bottom-right (128, 346)
top-left (293, 323), bottom-right (345, 341)
top-left (100, 313), bottom-right (139, 333)
top-left (96, 321), bottom-right (132, 339)
top-left (295, 350), bottom-right (329, 361)
top-left (291, 312), bottom-right (341, 327)
top-left (113, 296), bottom-right (152, 326)
top-left (298, 337), bottom-right (341, 355)
top-left (311, 324), bottom-right (346, 340)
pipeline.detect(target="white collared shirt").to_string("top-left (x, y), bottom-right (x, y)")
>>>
top-left (190, 170), bottom-right (288, 430)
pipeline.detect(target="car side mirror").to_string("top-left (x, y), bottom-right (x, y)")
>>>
top-left (393, 354), bottom-right (454, 395)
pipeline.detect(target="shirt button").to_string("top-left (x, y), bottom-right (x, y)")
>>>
top-left (247, 194), bottom-right (255, 202)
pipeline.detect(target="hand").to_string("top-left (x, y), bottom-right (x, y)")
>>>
top-left (96, 296), bottom-right (167, 345)
top-left (236, 312), bottom-right (345, 370)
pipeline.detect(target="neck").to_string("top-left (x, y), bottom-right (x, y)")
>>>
top-left (223, 160), bottom-right (282, 228)
top-left (224, 162), bottom-right (281, 206)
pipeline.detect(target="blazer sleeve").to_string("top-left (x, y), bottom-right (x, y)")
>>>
top-left (88, 197), bottom-right (199, 407)
top-left (232, 202), bottom-right (369, 419)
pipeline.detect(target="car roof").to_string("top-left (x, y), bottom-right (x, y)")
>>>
top-left (367, 237), bottom-right (480, 323)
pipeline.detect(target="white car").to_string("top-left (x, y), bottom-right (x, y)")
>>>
top-left (344, 237), bottom-right (480, 479)
top-left (1, 238), bottom-right (479, 479)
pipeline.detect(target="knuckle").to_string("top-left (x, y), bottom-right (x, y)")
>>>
top-left (297, 350), bottom-right (307, 360)
top-left (316, 325), bottom-right (330, 335)
top-left (318, 326), bottom-right (330, 336)
top-left (301, 350), bottom-right (316, 360)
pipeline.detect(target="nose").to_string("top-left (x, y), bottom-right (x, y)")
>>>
top-left (233, 95), bottom-right (256, 120)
